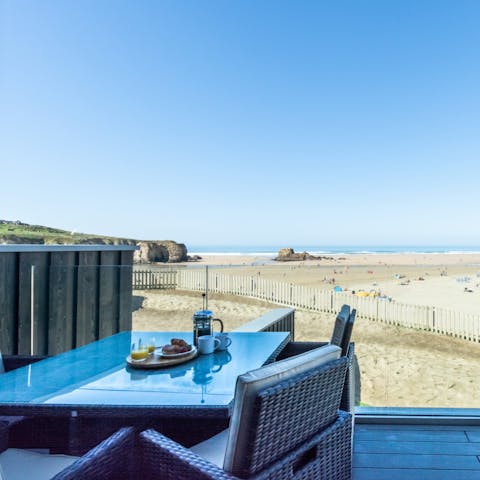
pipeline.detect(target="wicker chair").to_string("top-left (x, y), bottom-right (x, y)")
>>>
top-left (139, 345), bottom-right (352, 480)
top-left (330, 305), bottom-right (351, 351)
top-left (1, 354), bottom-right (47, 372)
top-left (0, 354), bottom-right (47, 437)
top-left (0, 421), bottom-right (134, 480)
top-left (338, 309), bottom-right (356, 357)
top-left (276, 305), bottom-right (358, 413)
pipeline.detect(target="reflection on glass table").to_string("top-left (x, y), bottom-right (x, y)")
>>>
top-left (0, 331), bottom-right (290, 412)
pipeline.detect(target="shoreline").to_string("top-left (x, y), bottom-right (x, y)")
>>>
top-left (184, 252), bottom-right (480, 267)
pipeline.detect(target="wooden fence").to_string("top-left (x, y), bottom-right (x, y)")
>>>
top-left (132, 269), bottom-right (480, 343)
top-left (133, 269), bottom-right (177, 289)
top-left (0, 245), bottom-right (136, 356)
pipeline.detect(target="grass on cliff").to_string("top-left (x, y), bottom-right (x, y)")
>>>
top-left (0, 223), bottom-right (135, 245)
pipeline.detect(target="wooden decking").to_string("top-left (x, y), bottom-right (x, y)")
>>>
top-left (353, 423), bottom-right (480, 479)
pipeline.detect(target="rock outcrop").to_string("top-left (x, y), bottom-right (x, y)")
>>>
top-left (275, 248), bottom-right (334, 262)
top-left (134, 241), bottom-right (188, 263)
top-left (275, 248), bottom-right (317, 261)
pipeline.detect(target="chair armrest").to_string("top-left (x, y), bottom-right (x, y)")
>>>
top-left (139, 429), bottom-right (238, 480)
top-left (51, 426), bottom-right (135, 480)
top-left (139, 413), bottom-right (352, 480)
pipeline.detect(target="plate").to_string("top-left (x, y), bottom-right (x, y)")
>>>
top-left (159, 345), bottom-right (197, 358)
top-left (126, 347), bottom-right (198, 369)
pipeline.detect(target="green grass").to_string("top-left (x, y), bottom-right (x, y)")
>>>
top-left (0, 222), bottom-right (136, 245)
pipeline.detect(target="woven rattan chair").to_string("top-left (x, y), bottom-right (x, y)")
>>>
top-left (139, 345), bottom-right (352, 479)
top-left (275, 305), bottom-right (358, 412)
top-left (0, 421), bottom-right (134, 480)
top-left (330, 305), bottom-right (351, 350)
top-left (339, 308), bottom-right (356, 357)
top-left (1, 354), bottom-right (47, 372)
top-left (0, 354), bottom-right (47, 438)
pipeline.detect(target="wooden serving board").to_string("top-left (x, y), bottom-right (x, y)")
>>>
top-left (126, 347), bottom-right (198, 369)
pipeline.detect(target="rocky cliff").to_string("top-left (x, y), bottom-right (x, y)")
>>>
top-left (134, 241), bottom-right (188, 263)
top-left (0, 220), bottom-right (190, 263)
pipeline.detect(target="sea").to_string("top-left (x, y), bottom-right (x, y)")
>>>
top-left (188, 245), bottom-right (480, 257)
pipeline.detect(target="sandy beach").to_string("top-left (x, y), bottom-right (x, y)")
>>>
top-left (133, 253), bottom-right (480, 408)
top-left (184, 253), bottom-right (480, 314)
top-left (189, 252), bottom-right (480, 268)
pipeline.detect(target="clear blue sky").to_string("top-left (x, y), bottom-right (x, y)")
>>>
top-left (1, 1), bottom-right (479, 246)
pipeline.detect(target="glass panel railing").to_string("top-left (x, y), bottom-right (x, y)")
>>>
top-left (26, 259), bottom-right (480, 411)
top-left (132, 264), bottom-right (281, 334)
top-left (31, 264), bottom-right (133, 355)
top-left (132, 262), bottom-right (480, 411)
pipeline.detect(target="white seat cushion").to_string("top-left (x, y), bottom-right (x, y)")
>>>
top-left (0, 448), bottom-right (79, 480)
top-left (189, 428), bottom-right (229, 467)
top-left (224, 344), bottom-right (341, 474)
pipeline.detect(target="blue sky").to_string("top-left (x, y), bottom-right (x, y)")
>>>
top-left (1, 1), bottom-right (479, 246)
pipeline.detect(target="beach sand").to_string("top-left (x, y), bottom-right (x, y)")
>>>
top-left (133, 253), bottom-right (480, 408)
top-left (188, 252), bottom-right (480, 267)
top-left (184, 253), bottom-right (480, 314)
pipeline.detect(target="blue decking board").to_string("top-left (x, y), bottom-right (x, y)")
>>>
top-left (357, 424), bottom-right (480, 432)
top-left (355, 429), bottom-right (469, 442)
top-left (353, 468), bottom-right (480, 480)
top-left (466, 431), bottom-right (480, 442)
top-left (353, 422), bottom-right (480, 480)
top-left (354, 452), bottom-right (480, 469)
top-left (355, 440), bottom-right (480, 455)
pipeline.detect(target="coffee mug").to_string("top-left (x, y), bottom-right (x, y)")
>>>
top-left (215, 332), bottom-right (232, 351)
top-left (197, 335), bottom-right (221, 355)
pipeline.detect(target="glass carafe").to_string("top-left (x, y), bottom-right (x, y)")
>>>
top-left (193, 310), bottom-right (224, 346)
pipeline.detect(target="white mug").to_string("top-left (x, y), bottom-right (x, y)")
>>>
top-left (197, 335), bottom-right (221, 355)
top-left (215, 332), bottom-right (232, 351)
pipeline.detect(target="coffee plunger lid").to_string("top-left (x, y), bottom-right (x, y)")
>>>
top-left (194, 309), bottom-right (213, 318)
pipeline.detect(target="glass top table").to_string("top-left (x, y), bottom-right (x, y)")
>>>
top-left (0, 331), bottom-right (290, 418)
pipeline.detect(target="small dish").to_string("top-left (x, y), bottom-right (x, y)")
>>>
top-left (126, 355), bottom-right (148, 363)
top-left (160, 345), bottom-right (197, 358)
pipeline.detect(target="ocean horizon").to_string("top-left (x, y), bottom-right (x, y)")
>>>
top-left (187, 245), bottom-right (480, 256)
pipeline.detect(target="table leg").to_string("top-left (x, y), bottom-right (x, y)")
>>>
top-left (68, 410), bottom-right (81, 455)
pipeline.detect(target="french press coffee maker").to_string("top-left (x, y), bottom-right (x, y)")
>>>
top-left (193, 310), bottom-right (224, 347)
